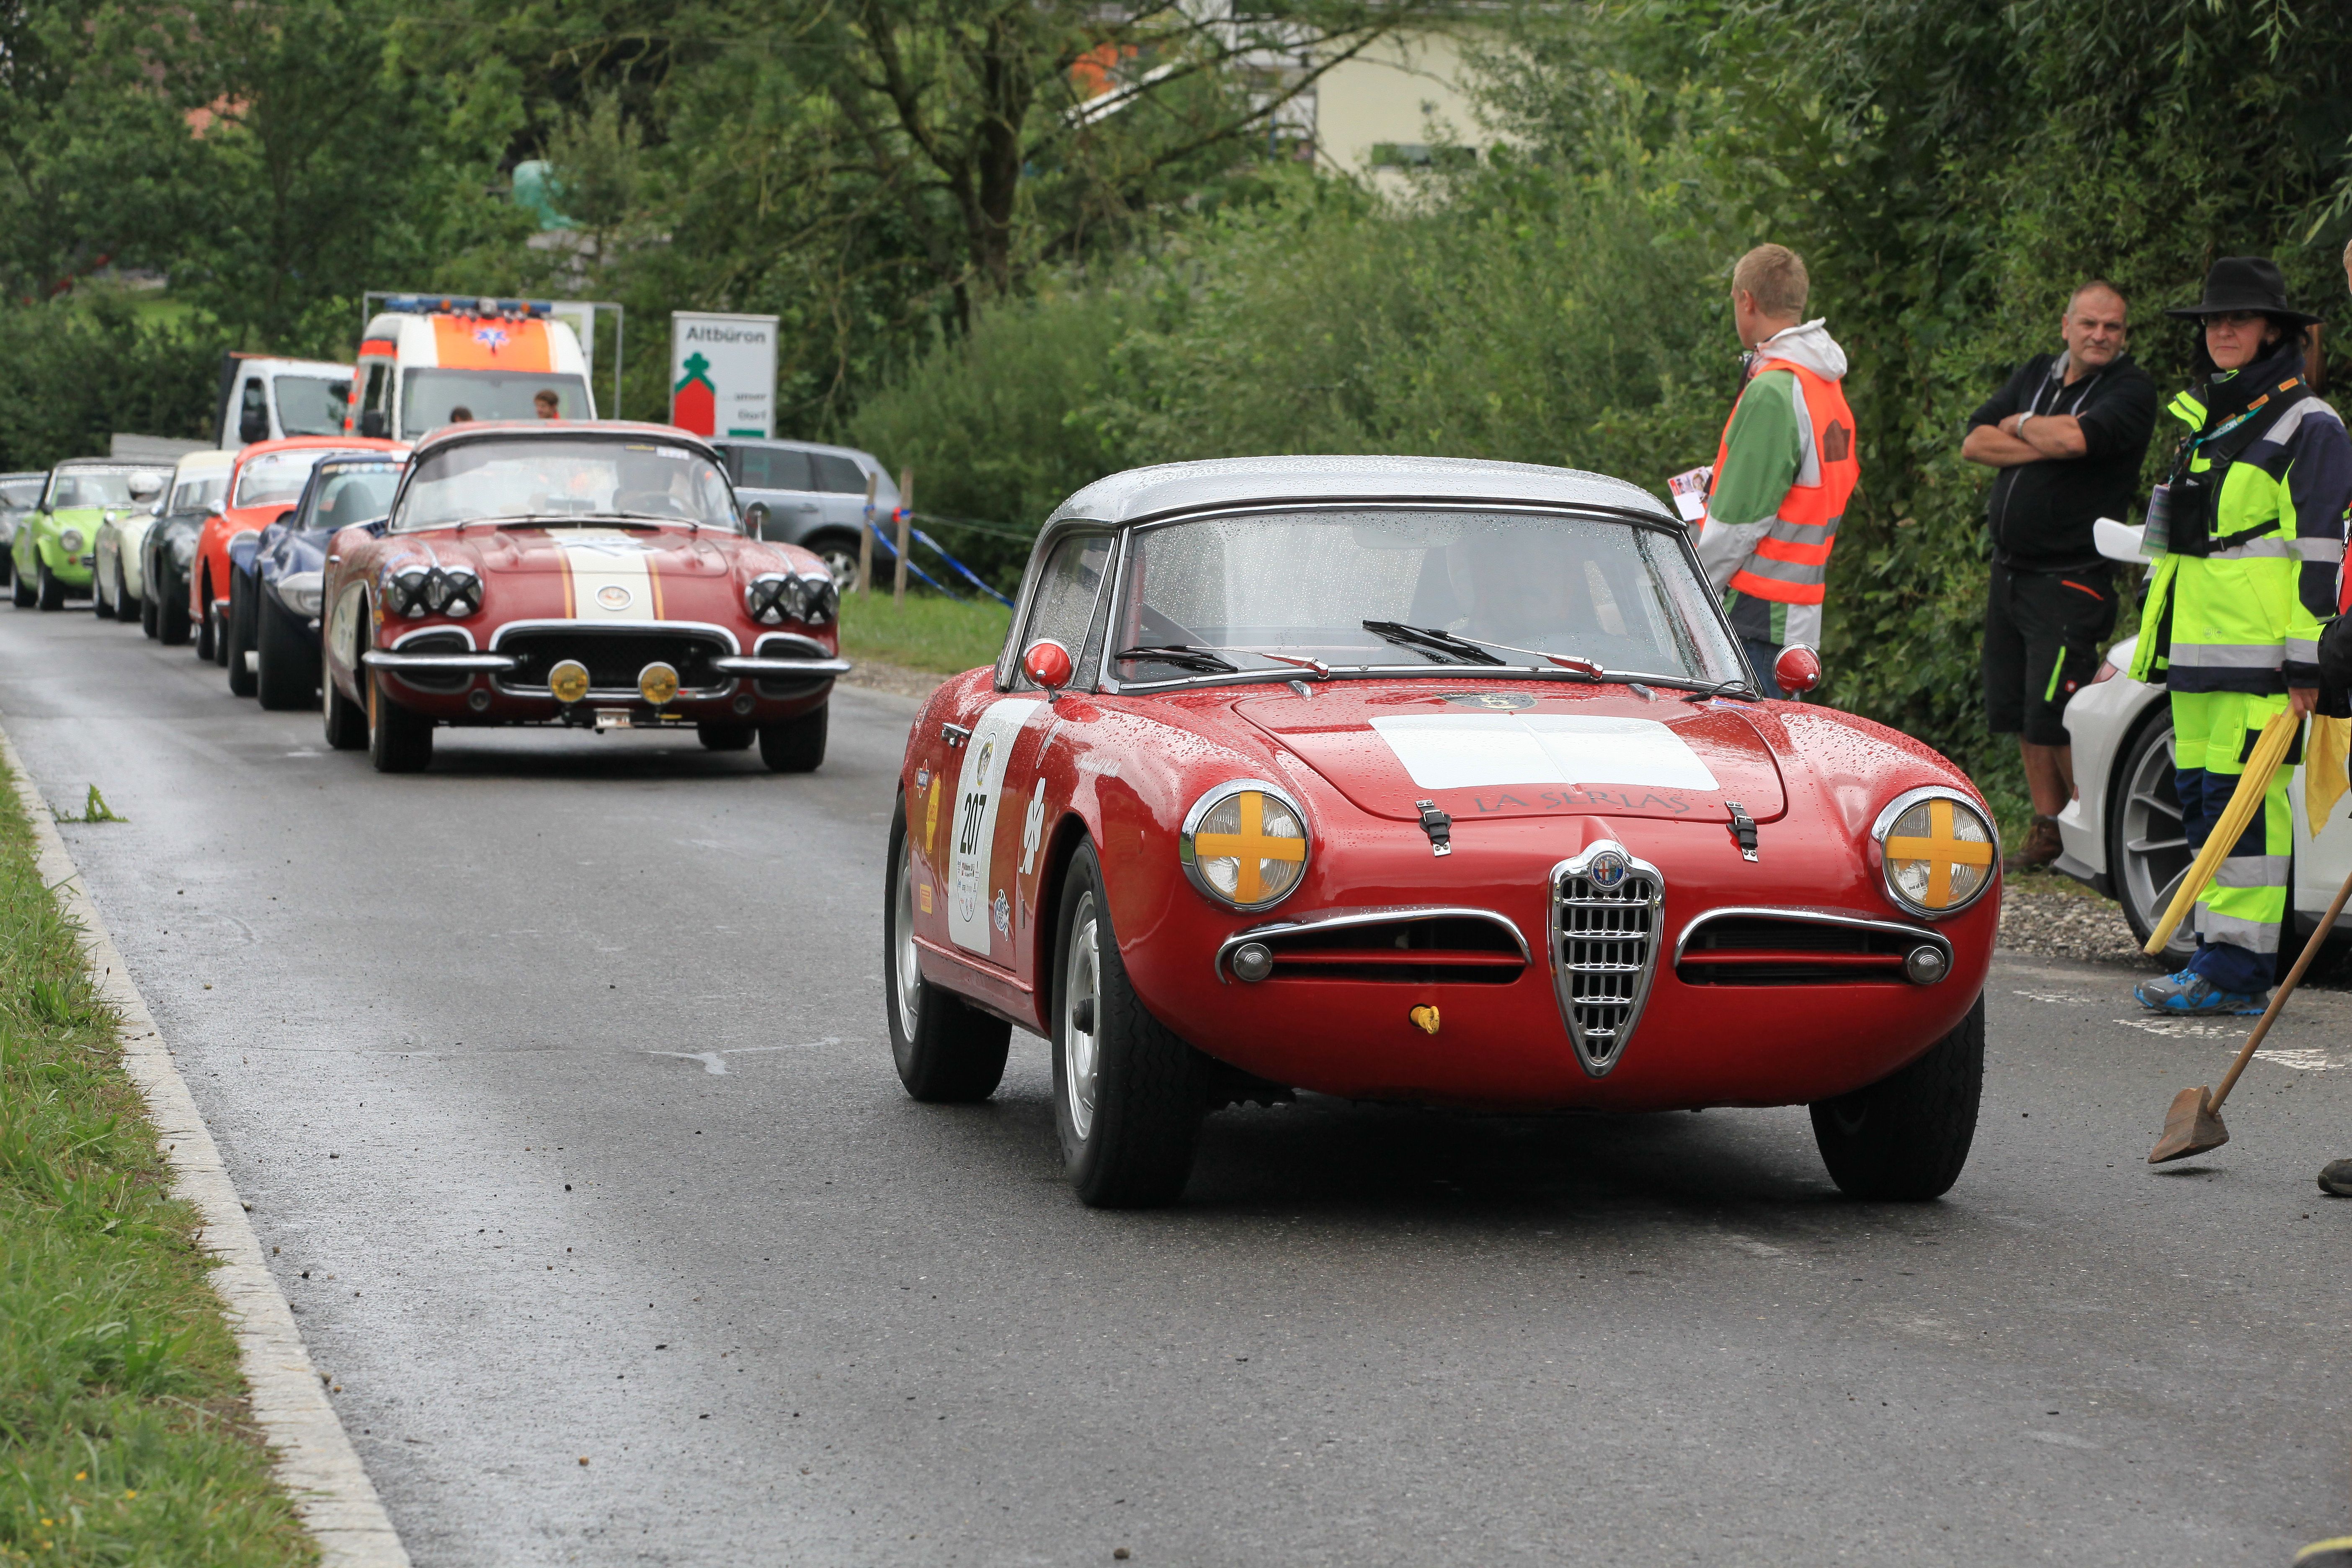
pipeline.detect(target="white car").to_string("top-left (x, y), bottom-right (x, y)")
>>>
top-left (2054, 520), bottom-right (2352, 961)
top-left (94, 449), bottom-right (232, 625)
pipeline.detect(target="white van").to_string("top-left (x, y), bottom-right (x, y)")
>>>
top-left (217, 354), bottom-right (357, 449)
top-left (344, 296), bottom-right (595, 440)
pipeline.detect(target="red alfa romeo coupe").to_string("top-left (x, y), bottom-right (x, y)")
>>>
top-left (318, 421), bottom-right (847, 772)
top-left (884, 457), bottom-right (1999, 1207)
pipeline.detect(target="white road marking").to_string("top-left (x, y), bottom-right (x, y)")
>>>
top-left (2025, 1430), bottom-right (2099, 1450)
top-left (2114, 1019), bottom-right (2241, 1038)
top-left (2012, 989), bottom-right (2099, 1005)
top-left (643, 1040), bottom-right (839, 1076)
top-left (1723, 1235), bottom-right (1785, 1259)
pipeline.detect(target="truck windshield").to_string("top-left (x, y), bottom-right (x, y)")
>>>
top-left (393, 438), bottom-right (737, 532)
top-left (402, 371), bottom-right (591, 437)
top-left (1110, 508), bottom-right (1744, 688)
top-left (274, 376), bottom-right (353, 437)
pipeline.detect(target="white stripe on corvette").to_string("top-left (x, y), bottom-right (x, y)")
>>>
top-left (558, 530), bottom-right (659, 620)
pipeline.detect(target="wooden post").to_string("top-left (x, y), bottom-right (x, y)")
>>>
top-left (893, 467), bottom-right (912, 605)
top-left (857, 470), bottom-right (876, 595)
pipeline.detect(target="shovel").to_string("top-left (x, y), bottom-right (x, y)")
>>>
top-left (2149, 860), bottom-right (2352, 1163)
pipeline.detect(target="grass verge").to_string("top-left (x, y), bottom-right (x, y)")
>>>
top-left (0, 760), bottom-right (312, 1568)
top-left (836, 589), bottom-right (1011, 676)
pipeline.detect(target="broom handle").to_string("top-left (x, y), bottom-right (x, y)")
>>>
top-left (2209, 861), bottom-right (2352, 1114)
top-left (2145, 712), bottom-right (2300, 954)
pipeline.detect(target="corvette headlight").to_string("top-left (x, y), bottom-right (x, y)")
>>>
top-left (384, 565), bottom-right (477, 618)
top-left (58, 528), bottom-right (85, 555)
top-left (278, 570), bottom-right (324, 618)
top-left (745, 572), bottom-right (838, 627)
top-left (1180, 780), bottom-right (1310, 911)
top-left (1872, 787), bottom-right (1998, 919)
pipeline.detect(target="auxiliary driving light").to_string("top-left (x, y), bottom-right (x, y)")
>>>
top-left (548, 660), bottom-right (591, 704)
top-left (638, 662), bottom-right (680, 705)
top-left (1903, 945), bottom-right (1949, 985)
top-left (1229, 941), bottom-right (1273, 983)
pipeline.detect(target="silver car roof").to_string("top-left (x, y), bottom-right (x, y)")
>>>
top-left (1046, 455), bottom-right (1673, 527)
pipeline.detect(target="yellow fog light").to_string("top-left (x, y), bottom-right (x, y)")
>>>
top-left (637, 662), bottom-right (679, 706)
top-left (548, 660), bottom-right (590, 704)
top-left (1873, 787), bottom-right (1997, 919)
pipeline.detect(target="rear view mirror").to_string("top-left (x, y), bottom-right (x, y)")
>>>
top-left (1773, 644), bottom-right (1822, 696)
top-left (206, 500), bottom-right (225, 517)
top-left (1022, 639), bottom-right (1074, 691)
top-left (239, 412), bottom-right (268, 444)
top-left (743, 501), bottom-right (771, 538)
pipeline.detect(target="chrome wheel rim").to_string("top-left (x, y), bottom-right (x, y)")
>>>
top-left (2118, 717), bottom-right (2194, 962)
top-left (819, 546), bottom-right (860, 593)
top-left (1063, 892), bottom-right (1101, 1141)
top-left (892, 837), bottom-right (921, 1037)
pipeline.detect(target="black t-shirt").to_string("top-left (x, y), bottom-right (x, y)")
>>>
top-left (1967, 351), bottom-right (2158, 573)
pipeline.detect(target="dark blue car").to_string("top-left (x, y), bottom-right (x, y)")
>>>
top-left (225, 454), bottom-right (405, 708)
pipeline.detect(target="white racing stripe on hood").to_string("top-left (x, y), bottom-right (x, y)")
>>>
top-left (1368, 713), bottom-right (1720, 792)
top-left (558, 529), bottom-right (659, 620)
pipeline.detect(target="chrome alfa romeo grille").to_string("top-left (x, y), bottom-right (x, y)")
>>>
top-left (1550, 842), bottom-right (1663, 1077)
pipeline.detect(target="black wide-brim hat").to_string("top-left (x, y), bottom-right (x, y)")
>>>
top-left (2166, 256), bottom-right (2324, 327)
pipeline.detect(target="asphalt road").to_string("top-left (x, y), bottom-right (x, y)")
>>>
top-left (4, 600), bottom-right (2350, 1568)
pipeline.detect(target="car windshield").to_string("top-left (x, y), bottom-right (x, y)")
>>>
top-left (0, 478), bottom-right (42, 509)
top-left (46, 468), bottom-right (164, 509)
top-left (393, 438), bottom-right (737, 532)
top-left (299, 460), bottom-right (402, 531)
top-left (1110, 509), bottom-right (1745, 687)
top-left (171, 475), bottom-right (227, 513)
top-left (401, 370), bottom-right (591, 438)
top-left (235, 449), bottom-right (347, 508)
top-left (274, 375), bottom-right (352, 437)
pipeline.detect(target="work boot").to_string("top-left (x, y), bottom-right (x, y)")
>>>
top-left (2133, 969), bottom-right (2268, 1016)
top-left (2319, 1161), bottom-right (2352, 1197)
top-left (2003, 814), bottom-right (2063, 874)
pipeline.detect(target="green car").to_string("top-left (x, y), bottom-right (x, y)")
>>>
top-left (10, 461), bottom-right (169, 611)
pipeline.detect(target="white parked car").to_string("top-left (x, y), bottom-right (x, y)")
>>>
top-left (2054, 520), bottom-right (2352, 961)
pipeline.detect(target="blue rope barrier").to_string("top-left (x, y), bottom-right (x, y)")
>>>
top-left (864, 518), bottom-right (959, 598)
top-left (911, 527), bottom-right (1016, 608)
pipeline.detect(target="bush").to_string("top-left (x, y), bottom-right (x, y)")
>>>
top-left (0, 298), bottom-right (229, 471)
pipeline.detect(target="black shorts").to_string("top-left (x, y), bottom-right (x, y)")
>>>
top-left (1984, 562), bottom-right (2117, 746)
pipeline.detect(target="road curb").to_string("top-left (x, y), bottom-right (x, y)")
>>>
top-left (0, 717), bottom-right (411, 1568)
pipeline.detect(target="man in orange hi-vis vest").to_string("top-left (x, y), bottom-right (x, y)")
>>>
top-left (1691, 244), bottom-right (1859, 696)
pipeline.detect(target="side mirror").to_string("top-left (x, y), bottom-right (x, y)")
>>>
top-left (1022, 639), bottom-right (1074, 691)
top-left (1773, 644), bottom-right (1822, 696)
top-left (206, 500), bottom-right (225, 517)
top-left (238, 413), bottom-right (268, 444)
top-left (742, 501), bottom-right (771, 538)
top-left (359, 410), bottom-right (388, 439)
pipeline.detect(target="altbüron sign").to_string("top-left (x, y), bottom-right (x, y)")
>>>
top-left (669, 311), bottom-right (778, 438)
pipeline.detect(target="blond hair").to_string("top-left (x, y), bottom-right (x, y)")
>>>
top-left (1733, 244), bottom-right (1809, 319)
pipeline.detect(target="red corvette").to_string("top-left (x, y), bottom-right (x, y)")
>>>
top-left (191, 436), bottom-right (403, 663)
top-left (885, 457), bottom-right (2000, 1207)
top-left (317, 421), bottom-right (847, 772)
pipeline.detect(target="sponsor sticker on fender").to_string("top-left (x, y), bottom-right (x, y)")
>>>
top-left (947, 699), bottom-right (1044, 955)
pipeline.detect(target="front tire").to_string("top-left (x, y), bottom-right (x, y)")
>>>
top-left (196, 584), bottom-right (216, 661)
top-left (2109, 707), bottom-right (2193, 965)
top-left (255, 597), bottom-right (314, 709)
top-left (1053, 843), bottom-right (1205, 1208)
top-left (158, 583), bottom-right (189, 645)
top-left (113, 562), bottom-right (139, 622)
top-left (1809, 993), bottom-right (1984, 1201)
top-left (323, 663), bottom-right (367, 750)
top-left (141, 591), bottom-right (160, 638)
top-left (884, 802), bottom-right (1011, 1101)
top-left (366, 668), bottom-right (433, 772)
top-left (36, 562), bottom-right (64, 611)
top-left (11, 554), bottom-right (34, 608)
top-left (758, 704), bottom-right (827, 772)
top-left (697, 722), bottom-right (755, 751)
top-left (224, 576), bottom-right (257, 697)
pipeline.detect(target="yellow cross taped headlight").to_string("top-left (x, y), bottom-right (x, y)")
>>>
top-left (1180, 781), bottom-right (1310, 912)
top-left (1873, 787), bottom-right (1998, 919)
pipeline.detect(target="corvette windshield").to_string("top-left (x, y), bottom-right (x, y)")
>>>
top-left (46, 468), bottom-right (163, 509)
top-left (1113, 509), bottom-right (1743, 686)
top-left (298, 461), bottom-right (402, 531)
top-left (393, 438), bottom-right (737, 532)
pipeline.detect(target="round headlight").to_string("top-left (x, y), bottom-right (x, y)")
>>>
top-left (1180, 781), bottom-right (1310, 911)
top-left (745, 573), bottom-right (791, 625)
top-left (548, 660), bottom-right (591, 704)
top-left (392, 567), bottom-right (430, 618)
top-left (439, 568), bottom-right (480, 617)
top-left (800, 573), bottom-right (839, 627)
top-left (59, 528), bottom-right (85, 554)
top-left (1873, 787), bottom-right (1998, 919)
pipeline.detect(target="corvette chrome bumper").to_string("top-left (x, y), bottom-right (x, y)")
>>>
top-left (362, 650), bottom-right (519, 673)
top-left (709, 655), bottom-right (852, 678)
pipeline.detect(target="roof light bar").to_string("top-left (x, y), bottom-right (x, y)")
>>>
top-left (381, 294), bottom-right (553, 320)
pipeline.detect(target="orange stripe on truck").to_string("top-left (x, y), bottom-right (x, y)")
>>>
top-left (430, 315), bottom-right (552, 372)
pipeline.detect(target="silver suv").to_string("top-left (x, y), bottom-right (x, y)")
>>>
top-left (713, 438), bottom-right (900, 591)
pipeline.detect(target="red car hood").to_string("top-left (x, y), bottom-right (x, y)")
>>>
top-left (1238, 685), bottom-right (1787, 825)
top-left (467, 526), bottom-right (744, 580)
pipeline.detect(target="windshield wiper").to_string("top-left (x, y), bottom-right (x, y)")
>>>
top-left (1361, 620), bottom-right (1506, 667)
top-left (1679, 676), bottom-right (1762, 704)
top-left (1116, 644), bottom-right (1240, 675)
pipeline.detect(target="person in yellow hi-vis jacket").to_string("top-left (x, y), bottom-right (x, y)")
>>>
top-left (2129, 258), bottom-right (2352, 1016)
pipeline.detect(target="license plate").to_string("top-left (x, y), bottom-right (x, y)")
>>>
top-left (593, 709), bottom-right (632, 730)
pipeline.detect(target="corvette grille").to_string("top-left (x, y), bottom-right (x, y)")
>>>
top-left (1550, 848), bottom-right (1662, 1077)
top-left (495, 628), bottom-right (731, 697)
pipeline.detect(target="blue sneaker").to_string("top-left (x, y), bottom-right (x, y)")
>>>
top-left (2133, 969), bottom-right (2267, 1016)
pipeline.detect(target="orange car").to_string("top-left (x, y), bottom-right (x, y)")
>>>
top-left (190, 436), bottom-right (402, 663)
